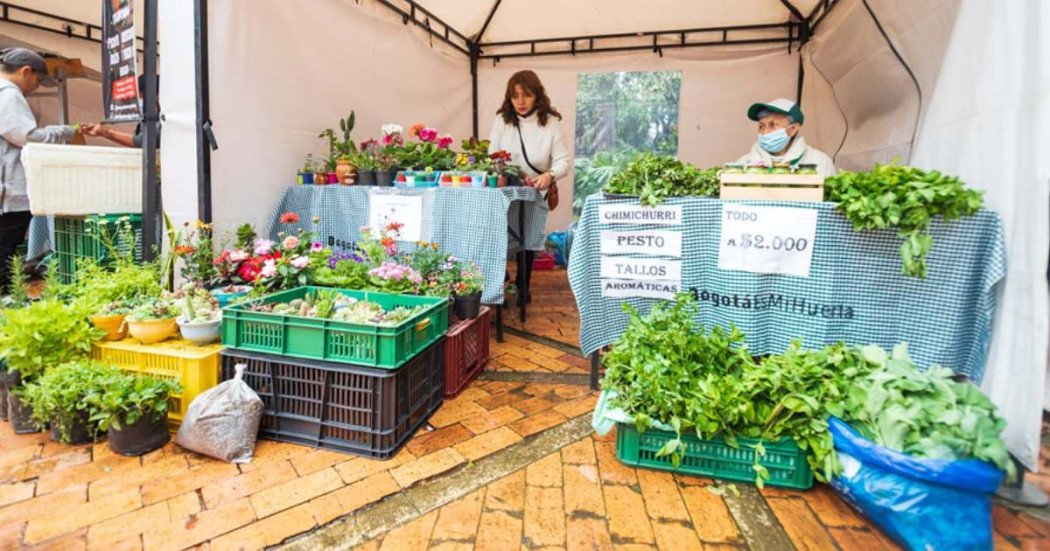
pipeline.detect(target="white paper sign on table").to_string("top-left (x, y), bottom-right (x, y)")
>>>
top-left (600, 230), bottom-right (682, 258)
top-left (598, 204), bottom-right (682, 226)
top-left (600, 279), bottom-right (681, 300)
top-left (718, 204), bottom-right (818, 277)
top-left (369, 194), bottom-right (424, 242)
top-left (600, 256), bottom-right (681, 282)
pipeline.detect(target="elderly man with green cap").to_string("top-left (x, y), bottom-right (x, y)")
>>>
top-left (737, 98), bottom-right (836, 177)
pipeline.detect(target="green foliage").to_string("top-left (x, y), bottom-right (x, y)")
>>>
top-left (4, 254), bottom-right (29, 308)
top-left (20, 360), bottom-right (119, 442)
top-left (575, 71), bottom-right (681, 158)
top-left (843, 344), bottom-right (1015, 480)
top-left (604, 154), bottom-right (719, 206)
top-left (824, 164), bottom-right (984, 278)
top-left (85, 372), bottom-right (180, 432)
top-left (0, 299), bottom-right (103, 381)
top-left (71, 258), bottom-right (161, 314)
top-left (572, 149), bottom-right (638, 217)
top-left (126, 297), bottom-right (180, 322)
top-left (236, 224), bottom-right (258, 251)
top-left (311, 259), bottom-right (370, 290)
top-left (319, 111), bottom-right (357, 170)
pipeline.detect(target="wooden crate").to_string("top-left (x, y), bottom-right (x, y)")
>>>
top-left (719, 173), bottom-right (824, 202)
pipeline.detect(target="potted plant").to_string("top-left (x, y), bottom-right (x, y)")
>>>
top-left (176, 283), bottom-right (222, 345)
top-left (451, 261), bottom-right (484, 319)
top-left (87, 372), bottom-right (180, 456)
top-left (299, 154), bottom-right (316, 185)
top-left (22, 360), bottom-right (118, 444)
top-left (0, 299), bottom-right (103, 433)
top-left (125, 297), bottom-right (180, 344)
top-left (91, 301), bottom-right (133, 341)
top-left (320, 112), bottom-right (357, 185)
top-left (376, 154), bottom-right (397, 187)
top-left (336, 153), bottom-right (358, 185)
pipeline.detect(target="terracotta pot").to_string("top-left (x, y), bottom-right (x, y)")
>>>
top-left (127, 318), bottom-right (177, 344)
top-left (314, 172), bottom-right (329, 186)
top-left (335, 160), bottom-right (357, 185)
top-left (91, 314), bottom-right (128, 341)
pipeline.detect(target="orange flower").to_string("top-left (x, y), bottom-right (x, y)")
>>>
top-left (381, 237), bottom-right (395, 248)
top-left (173, 245), bottom-right (196, 256)
top-left (386, 221), bottom-right (404, 232)
top-left (432, 242), bottom-right (439, 250)
top-left (409, 123), bottom-right (425, 138)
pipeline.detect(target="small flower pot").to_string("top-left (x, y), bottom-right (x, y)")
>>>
top-left (358, 170), bottom-right (377, 187)
top-left (50, 412), bottom-right (94, 445)
top-left (326, 172), bottom-right (339, 184)
top-left (377, 169), bottom-right (395, 187)
top-left (335, 160), bottom-right (357, 185)
top-left (210, 286), bottom-right (251, 307)
top-left (91, 314), bottom-right (128, 341)
top-left (108, 412), bottom-right (170, 456)
top-left (177, 318), bottom-right (221, 346)
top-left (127, 318), bottom-right (178, 344)
top-left (315, 172), bottom-right (329, 186)
top-left (8, 390), bottom-right (38, 435)
top-left (487, 175), bottom-right (498, 188)
top-left (454, 292), bottom-right (482, 320)
top-left (506, 174), bottom-right (520, 187)
top-left (299, 172), bottom-right (314, 185)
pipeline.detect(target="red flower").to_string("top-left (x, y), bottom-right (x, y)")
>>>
top-left (385, 221), bottom-right (404, 232)
top-left (213, 251), bottom-right (230, 266)
top-left (280, 212), bottom-right (300, 224)
top-left (380, 237), bottom-right (395, 248)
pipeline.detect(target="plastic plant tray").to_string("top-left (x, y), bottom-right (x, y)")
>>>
top-left (53, 213), bottom-right (143, 284)
top-left (615, 422), bottom-right (814, 490)
top-left (220, 339), bottom-right (444, 459)
top-left (220, 286), bottom-right (448, 369)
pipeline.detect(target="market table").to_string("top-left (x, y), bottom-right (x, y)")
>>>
top-left (26, 216), bottom-right (52, 261)
top-left (267, 185), bottom-right (548, 338)
top-left (568, 195), bottom-right (1006, 389)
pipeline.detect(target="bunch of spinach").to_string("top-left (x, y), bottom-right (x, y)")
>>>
top-left (604, 154), bottom-right (719, 206)
top-left (824, 164), bottom-right (983, 278)
top-left (843, 343), bottom-right (1015, 479)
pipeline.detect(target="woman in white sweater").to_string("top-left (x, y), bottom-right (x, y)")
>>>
top-left (488, 70), bottom-right (569, 302)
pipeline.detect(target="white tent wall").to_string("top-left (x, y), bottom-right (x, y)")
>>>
top-left (205, 0), bottom-right (472, 239)
top-left (158, 0), bottom-right (200, 230)
top-left (478, 47), bottom-right (802, 233)
top-left (910, 0), bottom-right (1050, 472)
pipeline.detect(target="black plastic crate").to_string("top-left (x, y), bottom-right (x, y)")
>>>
top-left (220, 338), bottom-right (445, 459)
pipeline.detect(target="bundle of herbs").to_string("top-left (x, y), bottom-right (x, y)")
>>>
top-left (601, 293), bottom-right (1012, 485)
top-left (824, 164), bottom-right (983, 278)
top-left (604, 154), bottom-right (719, 206)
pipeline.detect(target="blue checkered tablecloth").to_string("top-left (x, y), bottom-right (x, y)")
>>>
top-left (267, 185), bottom-right (548, 304)
top-left (568, 195), bottom-right (1006, 381)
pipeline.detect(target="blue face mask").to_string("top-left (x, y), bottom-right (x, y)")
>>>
top-left (758, 128), bottom-right (790, 154)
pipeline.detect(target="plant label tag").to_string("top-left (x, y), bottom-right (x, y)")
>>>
top-left (598, 204), bottom-right (682, 226)
top-left (718, 205), bottom-right (818, 277)
top-left (600, 230), bottom-right (682, 258)
top-left (601, 279), bottom-right (681, 300)
top-left (600, 256), bottom-right (681, 282)
top-left (369, 194), bottom-right (424, 242)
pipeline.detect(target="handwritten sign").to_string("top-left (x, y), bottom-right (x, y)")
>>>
top-left (600, 256), bottom-right (681, 282)
top-left (598, 204), bottom-right (682, 226)
top-left (369, 194), bottom-right (423, 242)
top-left (600, 230), bottom-right (681, 258)
top-left (718, 204), bottom-right (817, 277)
top-left (601, 279), bottom-right (681, 300)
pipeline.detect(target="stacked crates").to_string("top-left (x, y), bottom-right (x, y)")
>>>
top-left (219, 287), bottom-right (449, 459)
top-left (53, 213), bottom-right (143, 284)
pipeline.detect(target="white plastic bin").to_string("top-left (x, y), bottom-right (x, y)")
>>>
top-left (22, 144), bottom-right (142, 215)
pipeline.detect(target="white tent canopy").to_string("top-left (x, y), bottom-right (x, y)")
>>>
top-left (10, 0), bottom-right (1049, 474)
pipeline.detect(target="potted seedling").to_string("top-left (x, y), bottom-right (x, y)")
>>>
top-left (87, 372), bottom-right (180, 456)
top-left (126, 297), bottom-right (180, 344)
top-left (91, 301), bottom-right (133, 341)
top-left (299, 154), bottom-right (316, 185)
top-left (376, 155), bottom-right (397, 187)
top-left (451, 261), bottom-right (484, 320)
top-left (176, 283), bottom-right (222, 345)
top-left (23, 360), bottom-right (118, 444)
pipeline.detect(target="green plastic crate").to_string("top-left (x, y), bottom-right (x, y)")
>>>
top-left (615, 422), bottom-right (813, 490)
top-left (221, 286), bottom-right (449, 369)
top-left (53, 214), bottom-right (142, 284)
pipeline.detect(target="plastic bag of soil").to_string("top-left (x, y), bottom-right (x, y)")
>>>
top-left (828, 417), bottom-right (1004, 550)
top-left (175, 363), bottom-right (263, 463)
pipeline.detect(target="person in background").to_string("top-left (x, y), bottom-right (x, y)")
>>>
top-left (0, 48), bottom-right (78, 288)
top-left (83, 75), bottom-right (160, 148)
top-left (737, 98), bottom-right (836, 177)
top-left (488, 70), bottom-right (569, 302)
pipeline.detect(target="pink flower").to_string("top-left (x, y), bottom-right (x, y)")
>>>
top-left (229, 249), bottom-right (248, 262)
top-left (253, 239), bottom-right (274, 255)
top-left (437, 134), bottom-right (453, 149)
top-left (382, 134), bottom-right (393, 146)
top-left (282, 236), bottom-right (300, 250)
top-left (261, 259), bottom-right (277, 278)
top-left (310, 242), bottom-right (324, 253)
top-left (290, 256), bottom-right (310, 269)
top-left (419, 127), bottom-right (438, 142)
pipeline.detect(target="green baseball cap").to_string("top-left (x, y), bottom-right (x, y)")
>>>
top-left (747, 98), bottom-right (804, 125)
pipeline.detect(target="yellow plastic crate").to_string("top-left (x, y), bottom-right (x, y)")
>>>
top-left (91, 339), bottom-right (222, 432)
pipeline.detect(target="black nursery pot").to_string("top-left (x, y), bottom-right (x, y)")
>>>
top-left (376, 169), bottom-right (395, 187)
top-left (108, 412), bottom-right (170, 456)
top-left (50, 413), bottom-right (94, 445)
top-left (0, 370), bottom-right (14, 422)
top-left (454, 292), bottom-right (482, 320)
top-left (8, 392), bottom-right (38, 434)
top-left (357, 170), bottom-right (377, 187)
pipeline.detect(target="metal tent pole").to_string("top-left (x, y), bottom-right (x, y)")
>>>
top-left (140, 0), bottom-right (160, 260)
top-left (194, 0), bottom-right (215, 223)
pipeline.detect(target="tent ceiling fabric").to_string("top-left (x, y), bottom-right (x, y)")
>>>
top-left (415, 0), bottom-right (822, 43)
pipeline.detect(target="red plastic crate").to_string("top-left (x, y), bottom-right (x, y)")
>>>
top-left (444, 306), bottom-right (490, 398)
top-left (532, 252), bottom-right (555, 270)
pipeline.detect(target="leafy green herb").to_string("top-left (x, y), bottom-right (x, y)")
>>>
top-left (824, 164), bottom-right (983, 278)
top-left (20, 360), bottom-right (119, 442)
top-left (604, 154), bottom-right (719, 206)
top-left (0, 299), bottom-right (103, 381)
top-left (84, 372), bottom-right (181, 432)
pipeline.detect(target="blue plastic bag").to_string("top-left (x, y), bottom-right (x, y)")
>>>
top-left (828, 417), bottom-right (1003, 550)
top-left (545, 231), bottom-right (567, 265)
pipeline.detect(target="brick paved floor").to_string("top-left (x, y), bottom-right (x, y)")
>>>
top-left (502, 266), bottom-right (580, 347)
top-left (351, 431), bottom-right (1050, 551)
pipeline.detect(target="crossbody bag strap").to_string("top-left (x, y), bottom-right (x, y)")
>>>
top-left (516, 124), bottom-right (557, 201)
